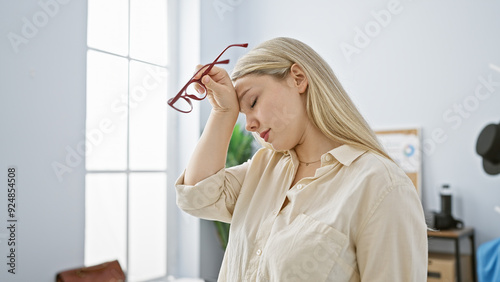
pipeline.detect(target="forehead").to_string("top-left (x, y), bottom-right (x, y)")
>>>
top-left (234, 74), bottom-right (272, 99)
top-left (234, 75), bottom-right (255, 98)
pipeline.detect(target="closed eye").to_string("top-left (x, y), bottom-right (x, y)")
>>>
top-left (250, 98), bottom-right (257, 108)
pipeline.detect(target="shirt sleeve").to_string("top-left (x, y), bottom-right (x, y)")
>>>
top-left (356, 182), bottom-right (428, 282)
top-left (175, 161), bottom-right (249, 223)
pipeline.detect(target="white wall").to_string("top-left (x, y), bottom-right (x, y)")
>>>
top-left (0, 0), bottom-right (87, 281)
top-left (199, 0), bottom-right (500, 251)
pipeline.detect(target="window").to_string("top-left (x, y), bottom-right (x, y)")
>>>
top-left (85, 0), bottom-right (169, 281)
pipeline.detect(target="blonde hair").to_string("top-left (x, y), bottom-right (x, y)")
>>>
top-left (231, 37), bottom-right (391, 160)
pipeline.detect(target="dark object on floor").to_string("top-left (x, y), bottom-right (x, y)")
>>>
top-left (56, 260), bottom-right (125, 282)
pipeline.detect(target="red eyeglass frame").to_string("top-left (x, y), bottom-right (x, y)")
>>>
top-left (168, 43), bottom-right (249, 113)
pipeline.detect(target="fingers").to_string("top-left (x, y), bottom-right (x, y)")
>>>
top-left (193, 64), bottom-right (230, 84)
top-left (193, 64), bottom-right (205, 79)
top-left (204, 66), bottom-right (231, 85)
top-left (200, 75), bottom-right (222, 95)
top-left (192, 65), bottom-right (207, 94)
top-left (192, 64), bottom-right (226, 94)
top-left (201, 71), bottom-right (238, 113)
top-left (189, 64), bottom-right (238, 112)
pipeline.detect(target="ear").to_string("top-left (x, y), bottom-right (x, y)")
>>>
top-left (290, 63), bottom-right (308, 94)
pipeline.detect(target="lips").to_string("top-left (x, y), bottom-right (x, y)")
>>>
top-left (260, 129), bottom-right (270, 142)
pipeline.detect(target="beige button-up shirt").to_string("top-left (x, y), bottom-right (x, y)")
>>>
top-left (176, 144), bottom-right (428, 281)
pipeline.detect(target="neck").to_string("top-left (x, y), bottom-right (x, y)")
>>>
top-left (294, 122), bottom-right (342, 164)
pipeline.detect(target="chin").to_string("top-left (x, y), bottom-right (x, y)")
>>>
top-left (269, 141), bottom-right (293, 152)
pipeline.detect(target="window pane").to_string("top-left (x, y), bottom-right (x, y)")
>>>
top-left (85, 173), bottom-right (127, 269)
top-left (130, 0), bottom-right (168, 65)
top-left (129, 173), bottom-right (167, 281)
top-left (87, 0), bottom-right (128, 56)
top-left (129, 60), bottom-right (168, 170)
top-left (86, 50), bottom-right (128, 170)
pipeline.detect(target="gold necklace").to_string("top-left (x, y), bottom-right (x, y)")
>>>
top-left (298, 159), bottom-right (321, 166)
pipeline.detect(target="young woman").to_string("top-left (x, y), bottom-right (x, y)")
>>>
top-left (175, 37), bottom-right (428, 281)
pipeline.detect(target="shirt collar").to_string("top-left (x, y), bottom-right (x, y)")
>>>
top-left (327, 144), bottom-right (367, 166)
top-left (285, 144), bottom-right (367, 167)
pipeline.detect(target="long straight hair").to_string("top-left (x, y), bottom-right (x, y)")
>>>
top-left (231, 37), bottom-right (391, 160)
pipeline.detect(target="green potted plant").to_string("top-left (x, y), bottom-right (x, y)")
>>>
top-left (213, 123), bottom-right (255, 250)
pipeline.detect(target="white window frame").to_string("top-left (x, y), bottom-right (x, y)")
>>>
top-left (84, 0), bottom-right (189, 281)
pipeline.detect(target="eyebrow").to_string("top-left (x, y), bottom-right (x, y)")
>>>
top-left (238, 87), bottom-right (252, 102)
top-left (237, 87), bottom-right (252, 112)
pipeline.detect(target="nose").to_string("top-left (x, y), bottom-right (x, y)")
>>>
top-left (245, 115), bottom-right (259, 132)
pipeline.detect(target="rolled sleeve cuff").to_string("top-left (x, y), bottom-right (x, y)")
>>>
top-left (175, 168), bottom-right (226, 212)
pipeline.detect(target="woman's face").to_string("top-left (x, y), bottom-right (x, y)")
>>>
top-left (234, 73), bottom-right (309, 151)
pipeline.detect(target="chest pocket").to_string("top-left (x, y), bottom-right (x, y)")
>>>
top-left (257, 213), bottom-right (351, 282)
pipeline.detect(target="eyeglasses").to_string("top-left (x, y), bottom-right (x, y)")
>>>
top-left (168, 43), bottom-right (249, 113)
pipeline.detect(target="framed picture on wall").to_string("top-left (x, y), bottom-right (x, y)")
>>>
top-left (375, 128), bottom-right (422, 198)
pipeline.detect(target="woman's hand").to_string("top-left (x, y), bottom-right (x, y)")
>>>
top-left (194, 64), bottom-right (239, 115)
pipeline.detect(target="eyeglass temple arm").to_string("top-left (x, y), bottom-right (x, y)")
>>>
top-left (201, 43), bottom-right (248, 78)
top-left (211, 43), bottom-right (249, 65)
top-left (178, 43), bottom-right (249, 96)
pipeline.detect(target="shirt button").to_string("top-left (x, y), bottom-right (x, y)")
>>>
top-left (256, 249), bottom-right (262, 256)
top-left (324, 155), bottom-right (332, 162)
top-left (297, 184), bottom-right (304, 190)
top-left (273, 211), bottom-right (278, 215)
